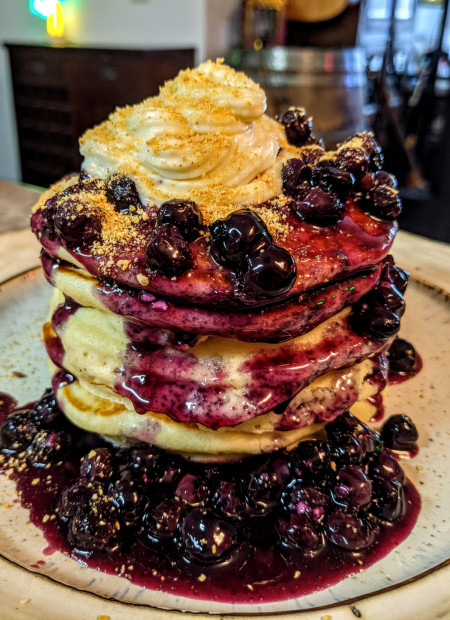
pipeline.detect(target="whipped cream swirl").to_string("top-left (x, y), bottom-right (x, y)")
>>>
top-left (79, 60), bottom-right (297, 220)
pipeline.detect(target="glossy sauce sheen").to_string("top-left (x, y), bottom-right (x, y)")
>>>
top-left (0, 390), bottom-right (421, 605)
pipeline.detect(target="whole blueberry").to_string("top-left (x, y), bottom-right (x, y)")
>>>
top-left (27, 429), bottom-right (72, 466)
top-left (157, 199), bottom-right (203, 242)
top-left (242, 456), bottom-right (290, 516)
top-left (242, 244), bottom-right (297, 298)
top-left (362, 185), bottom-right (402, 220)
top-left (371, 479), bottom-right (406, 521)
top-left (374, 170), bottom-right (397, 188)
top-left (141, 498), bottom-right (184, 543)
top-left (80, 447), bottom-right (113, 482)
top-left (350, 301), bottom-right (401, 341)
top-left (281, 481), bottom-right (329, 518)
top-left (387, 264), bottom-right (409, 295)
top-left (276, 512), bottom-right (322, 554)
top-left (293, 187), bottom-right (343, 226)
top-left (212, 480), bottom-right (245, 520)
top-left (369, 283), bottom-right (405, 318)
top-left (277, 108), bottom-right (312, 146)
top-left (281, 158), bottom-right (312, 196)
top-left (68, 506), bottom-right (121, 553)
top-left (33, 389), bottom-right (61, 425)
top-left (325, 412), bottom-right (379, 461)
top-left (0, 410), bottom-right (39, 452)
top-left (110, 477), bottom-right (146, 528)
top-left (312, 165), bottom-right (354, 199)
top-left (369, 451), bottom-right (406, 485)
top-left (380, 414), bottom-right (418, 450)
top-left (336, 147), bottom-right (369, 177)
top-left (290, 440), bottom-right (331, 483)
top-left (331, 466), bottom-right (372, 511)
top-left (105, 174), bottom-right (141, 212)
top-left (145, 224), bottom-right (193, 276)
top-left (387, 337), bottom-right (417, 374)
top-left (209, 209), bottom-right (272, 268)
top-left (176, 509), bottom-right (243, 567)
top-left (54, 201), bottom-right (101, 244)
top-left (325, 508), bottom-right (374, 550)
top-left (174, 473), bottom-right (210, 507)
top-left (58, 482), bottom-right (90, 522)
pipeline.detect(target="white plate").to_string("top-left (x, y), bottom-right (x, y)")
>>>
top-left (0, 268), bottom-right (449, 619)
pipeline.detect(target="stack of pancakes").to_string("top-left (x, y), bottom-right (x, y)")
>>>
top-left (31, 61), bottom-right (404, 461)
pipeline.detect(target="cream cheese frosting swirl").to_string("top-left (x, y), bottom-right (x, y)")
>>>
top-left (79, 60), bottom-right (299, 219)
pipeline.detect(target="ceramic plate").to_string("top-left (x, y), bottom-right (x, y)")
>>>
top-left (0, 268), bottom-right (449, 619)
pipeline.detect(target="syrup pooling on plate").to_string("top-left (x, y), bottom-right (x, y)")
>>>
top-left (22, 60), bottom-right (424, 601)
top-left (1, 393), bottom-right (420, 603)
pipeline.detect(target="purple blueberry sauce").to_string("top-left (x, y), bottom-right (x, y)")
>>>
top-left (41, 251), bottom-right (384, 343)
top-left (0, 392), bottom-right (421, 605)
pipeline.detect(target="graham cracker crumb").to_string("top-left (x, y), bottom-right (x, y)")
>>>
top-left (136, 274), bottom-right (150, 286)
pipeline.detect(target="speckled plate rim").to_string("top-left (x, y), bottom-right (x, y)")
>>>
top-left (0, 266), bottom-right (449, 619)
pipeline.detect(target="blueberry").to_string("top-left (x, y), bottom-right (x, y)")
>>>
top-left (357, 172), bottom-right (376, 191)
top-left (325, 508), bottom-right (374, 550)
top-left (176, 509), bottom-right (244, 567)
top-left (242, 456), bottom-right (290, 516)
top-left (281, 481), bottom-right (329, 519)
top-left (27, 429), bottom-right (72, 466)
top-left (361, 185), bottom-right (402, 220)
top-left (312, 165), bottom-right (354, 199)
top-left (212, 480), bottom-right (245, 520)
top-left (145, 224), bottom-right (193, 276)
top-left (157, 199), bottom-right (203, 242)
top-left (80, 447), bottom-right (113, 482)
top-left (374, 170), bottom-right (397, 188)
top-left (331, 434), bottom-right (366, 466)
top-left (369, 282), bottom-right (405, 318)
top-left (290, 440), bottom-right (331, 483)
top-left (242, 244), bottom-right (297, 298)
top-left (387, 337), bottom-right (417, 374)
top-left (326, 411), bottom-right (367, 438)
top-left (105, 174), bottom-right (141, 212)
top-left (293, 187), bottom-right (343, 226)
top-left (277, 108), bottom-right (312, 146)
top-left (369, 451), bottom-right (405, 485)
top-left (281, 158), bottom-right (312, 196)
top-left (387, 264), bottom-right (409, 295)
top-left (331, 466), bottom-right (372, 511)
top-left (141, 498), bottom-right (184, 543)
top-left (68, 506), bottom-right (121, 553)
top-left (33, 389), bottom-right (61, 425)
top-left (371, 479), bottom-right (406, 521)
top-left (0, 410), bottom-right (39, 452)
top-left (347, 133), bottom-right (383, 171)
top-left (209, 209), bottom-right (272, 268)
top-left (174, 473), bottom-right (210, 507)
top-left (350, 301), bottom-right (401, 341)
top-left (53, 199), bottom-right (101, 244)
top-left (276, 512), bottom-right (322, 554)
top-left (336, 147), bottom-right (369, 177)
top-left (58, 482), bottom-right (90, 522)
top-left (110, 477), bottom-right (146, 528)
top-left (380, 414), bottom-right (418, 450)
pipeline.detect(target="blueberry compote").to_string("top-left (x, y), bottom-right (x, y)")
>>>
top-left (0, 392), bottom-right (421, 604)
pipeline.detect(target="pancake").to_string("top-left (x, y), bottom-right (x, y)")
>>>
top-left (41, 252), bottom-right (383, 343)
top-left (31, 60), bottom-right (407, 461)
top-left (44, 287), bottom-right (389, 430)
top-left (49, 356), bottom-right (384, 461)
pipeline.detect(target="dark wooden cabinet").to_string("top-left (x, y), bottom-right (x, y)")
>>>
top-left (5, 44), bottom-right (195, 187)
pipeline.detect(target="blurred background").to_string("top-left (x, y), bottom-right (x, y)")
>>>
top-left (0, 0), bottom-right (448, 241)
